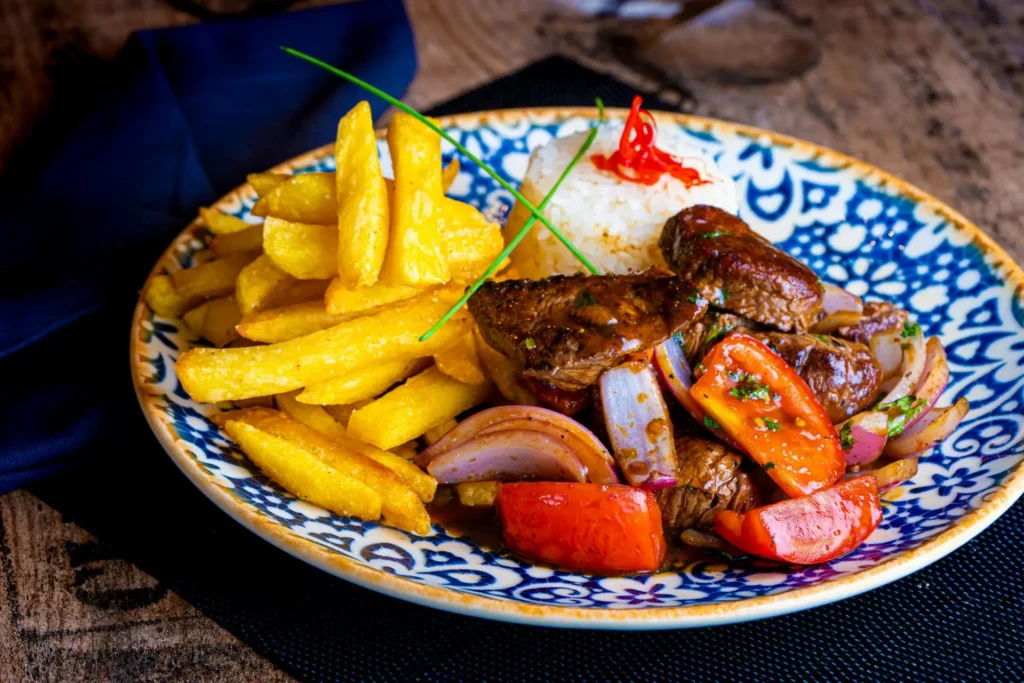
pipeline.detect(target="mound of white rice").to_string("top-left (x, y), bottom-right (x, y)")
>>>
top-left (504, 122), bottom-right (738, 278)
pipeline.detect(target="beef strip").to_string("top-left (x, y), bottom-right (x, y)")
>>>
top-left (656, 435), bottom-right (760, 531)
top-left (836, 301), bottom-right (909, 344)
top-left (748, 332), bottom-right (883, 423)
top-left (678, 311), bottom-right (760, 363)
top-left (659, 205), bottom-right (823, 332)
top-left (468, 269), bottom-right (707, 390)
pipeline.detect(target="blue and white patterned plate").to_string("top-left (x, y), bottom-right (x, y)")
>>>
top-left (130, 108), bottom-right (1024, 629)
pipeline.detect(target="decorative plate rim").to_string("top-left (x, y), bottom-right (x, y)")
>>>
top-left (129, 106), bottom-right (1024, 629)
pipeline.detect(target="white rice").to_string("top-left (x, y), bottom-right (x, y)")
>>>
top-left (504, 122), bottom-right (738, 278)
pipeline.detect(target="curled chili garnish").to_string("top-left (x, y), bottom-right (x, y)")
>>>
top-left (592, 95), bottom-right (710, 187)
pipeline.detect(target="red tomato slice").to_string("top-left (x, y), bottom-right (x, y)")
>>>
top-left (691, 334), bottom-right (844, 498)
top-left (713, 476), bottom-right (882, 564)
top-left (496, 483), bottom-right (666, 574)
top-left (524, 378), bottom-right (591, 416)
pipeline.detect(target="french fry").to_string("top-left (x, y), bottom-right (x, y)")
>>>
top-left (379, 113), bottom-right (449, 286)
top-left (423, 418), bottom-right (457, 446)
top-left (247, 172), bottom-right (289, 197)
top-left (263, 217), bottom-right (338, 280)
top-left (236, 254), bottom-right (295, 314)
top-left (474, 327), bottom-right (539, 405)
top-left (232, 408), bottom-right (430, 534)
top-left (296, 357), bottom-right (427, 405)
top-left (143, 276), bottom-right (186, 317)
top-left (201, 295), bottom-right (242, 347)
top-left (441, 157), bottom-right (460, 193)
top-left (176, 288), bottom-right (470, 402)
top-left (324, 278), bottom-right (422, 317)
top-left (265, 278), bottom-right (331, 310)
top-left (237, 300), bottom-right (354, 343)
top-left (456, 481), bottom-right (500, 507)
top-left (440, 198), bottom-right (505, 282)
top-left (199, 207), bottom-right (252, 235)
top-left (335, 101), bottom-right (390, 288)
top-left (171, 252), bottom-right (254, 302)
top-left (250, 172), bottom-right (335, 223)
top-left (181, 302), bottom-right (209, 335)
top-left (347, 366), bottom-right (492, 450)
top-left (277, 392), bottom-right (435, 502)
top-left (390, 442), bottom-right (419, 460)
top-left (324, 399), bottom-right (372, 427)
top-left (210, 225), bottom-right (263, 256)
top-left (224, 420), bottom-right (383, 521)
top-left (433, 332), bottom-right (486, 385)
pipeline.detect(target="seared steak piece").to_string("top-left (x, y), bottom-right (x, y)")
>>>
top-left (679, 311), bottom-right (760, 363)
top-left (749, 332), bottom-right (883, 423)
top-left (836, 301), bottom-right (909, 344)
top-left (469, 269), bottom-right (707, 390)
top-left (659, 205), bottom-right (823, 332)
top-left (656, 436), bottom-right (760, 531)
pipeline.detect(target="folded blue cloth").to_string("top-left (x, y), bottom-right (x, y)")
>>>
top-left (0, 1), bottom-right (416, 491)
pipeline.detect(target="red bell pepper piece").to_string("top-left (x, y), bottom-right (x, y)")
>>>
top-left (690, 334), bottom-right (845, 498)
top-left (496, 483), bottom-right (666, 574)
top-left (714, 476), bottom-right (882, 564)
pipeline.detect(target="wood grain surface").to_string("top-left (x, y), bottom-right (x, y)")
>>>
top-left (1, 0), bottom-right (1022, 679)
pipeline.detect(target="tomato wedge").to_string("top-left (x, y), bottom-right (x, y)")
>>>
top-left (524, 378), bottom-right (591, 416)
top-left (714, 476), bottom-right (882, 564)
top-left (496, 483), bottom-right (666, 574)
top-left (690, 334), bottom-right (844, 498)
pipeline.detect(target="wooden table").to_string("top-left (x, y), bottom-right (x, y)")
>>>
top-left (1, 1), bottom-right (1021, 679)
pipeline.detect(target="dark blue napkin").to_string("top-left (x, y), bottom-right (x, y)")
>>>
top-left (0, 1), bottom-right (416, 492)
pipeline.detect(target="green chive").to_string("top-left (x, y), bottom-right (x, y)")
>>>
top-left (703, 416), bottom-right (721, 430)
top-left (281, 47), bottom-right (600, 278)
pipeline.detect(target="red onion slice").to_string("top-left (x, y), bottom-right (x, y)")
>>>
top-left (877, 331), bottom-right (926, 405)
top-left (905, 337), bottom-right (949, 430)
top-left (427, 430), bottom-right (588, 484)
top-left (871, 457), bottom-right (919, 493)
top-left (884, 397), bottom-right (969, 459)
top-left (870, 330), bottom-right (905, 380)
top-left (838, 411), bottom-right (888, 465)
top-left (477, 418), bottom-right (620, 484)
top-left (812, 284), bottom-right (864, 333)
top-left (600, 362), bottom-right (677, 490)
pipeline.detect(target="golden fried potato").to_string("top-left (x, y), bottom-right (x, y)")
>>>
top-left (275, 390), bottom-right (349, 440)
top-left (201, 295), bottom-right (242, 347)
top-left (176, 288), bottom-right (470, 402)
top-left (390, 442), bottom-right (419, 461)
top-left (210, 225), bottom-right (263, 256)
top-left (379, 113), bottom-right (449, 286)
top-left (347, 366), bottom-right (492, 450)
top-left (296, 357), bottom-right (427, 405)
top-left (433, 332), bottom-right (486, 385)
top-left (262, 217), bottom-right (337, 280)
top-left (252, 172), bottom-right (335, 223)
top-left (439, 198), bottom-right (505, 282)
top-left (144, 275), bottom-right (187, 317)
top-left (266, 278), bottom-right (331, 310)
top-left (181, 302), bottom-right (209, 335)
top-left (199, 207), bottom-right (252, 235)
top-left (474, 327), bottom-right (539, 405)
top-left (236, 254), bottom-right (295, 314)
top-left (456, 481), bottom-right (500, 507)
top-left (236, 300), bottom-right (353, 343)
top-left (323, 399), bottom-right (372, 427)
top-left (335, 101), bottom-right (389, 288)
top-left (224, 419), bottom-right (383, 521)
top-left (423, 418), bottom-right (457, 446)
top-left (171, 252), bottom-right (254, 300)
top-left (247, 172), bottom-right (289, 197)
top-left (232, 408), bottom-right (430, 534)
top-left (324, 278), bottom-right (422, 317)
top-left (441, 157), bottom-right (460, 193)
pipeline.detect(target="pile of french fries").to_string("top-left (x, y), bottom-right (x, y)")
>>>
top-left (143, 102), bottom-right (537, 534)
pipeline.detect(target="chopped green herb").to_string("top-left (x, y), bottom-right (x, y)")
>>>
top-left (764, 418), bottom-right (782, 432)
top-left (718, 289), bottom-right (729, 303)
top-left (704, 322), bottom-right (735, 345)
top-left (699, 231), bottom-right (729, 239)
top-left (901, 321), bottom-right (922, 338)
top-left (728, 371), bottom-right (771, 402)
top-left (523, 337), bottom-right (536, 350)
top-left (703, 416), bottom-right (721, 430)
top-left (901, 342), bottom-right (912, 351)
top-left (713, 549), bottom-right (735, 562)
top-left (574, 290), bottom-right (597, 308)
top-left (695, 362), bottom-right (706, 374)
top-left (673, 330), bottom-right (687, 349)
top-left (810, 333), bottom-right (839, 347)
top-left (877, 394), bottom-right (928, 437)
top-left (685, 291), bottom-right (701, 304)
top-left (763, 462), bottom-right (776, 470)
top-left (839, 420), bottom-right (856, 450)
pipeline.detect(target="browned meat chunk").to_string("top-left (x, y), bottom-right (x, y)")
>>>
top-left (679, 311), bottom-right (760, 363)
top-left (836, 301), bottom-right (909, 344)
top-left (659, 205), bottom-right (823, 332)
top-left (748, 332), bottom-right (883, 423)
top-left (656, 436), bottom-right (760, 531)
top-left (469, 269), bottom-right (707, 390)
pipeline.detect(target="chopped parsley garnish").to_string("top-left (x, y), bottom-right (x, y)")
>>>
top-left (901, 321), bottom-right (921, 338)
top-left (574, 290), bottom-right (597, 308)
top-left (718, 289), bottom-right (728, 303)
top-left (522, 337), bottom-right (536, 350)
top-left (728, 371), bottom-right (771, 402)
top-left (764, 418), bottom-right (782, 432)
top-left (685, 291), bottom-right (701, 304)
top-left (811, 333), bottom-right (839, 347)
top-left (703, 416), bottom-right (721, 430)
top-left (699, 231), bottom-right (729, 239)
top-left (763, 462), bottom-right (776, 471)
top-left (704, 322), bottom-right (735, 345)
top-left (839, 420), bottom-right (856, 450)
top-left (673, 330), bottom-right (687, 348)
top-left (877, 394), bottom-right (928, 437)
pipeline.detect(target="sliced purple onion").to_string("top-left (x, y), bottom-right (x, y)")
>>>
top-left (884, 397), bottom-right (969, 459)
top-left (838, 411), bottom-right (888, 466)
top-left (426, 430), bottom-right (588, 484)
top-left (877, 331), bottom-right (926, 404)
top-left (905, 337), bottom-right (949, 430)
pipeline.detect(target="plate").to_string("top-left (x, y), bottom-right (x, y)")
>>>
top-left (130, 107), bottom-right (1024, 629)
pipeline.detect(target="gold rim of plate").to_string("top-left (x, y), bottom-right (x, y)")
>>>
top-left (129, 107), bottom-right (1024, 629)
